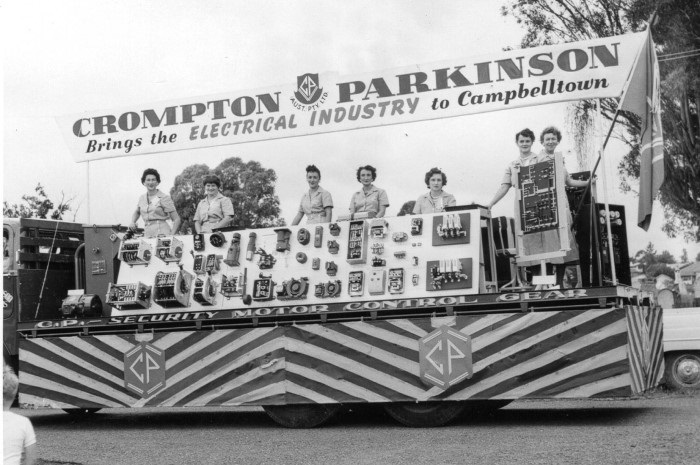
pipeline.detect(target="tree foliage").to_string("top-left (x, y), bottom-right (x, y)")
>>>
top-left (2, 183), bottom-right (75, 220)
top-left (632, 241), bottom-right (676, 274)
top-left (170, 157), bottom-right (283, 233)
top-left (502, 0), bottom-right (700, 241)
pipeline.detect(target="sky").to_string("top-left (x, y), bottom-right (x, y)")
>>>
top-left (3, 0), bottom-right (698, 263)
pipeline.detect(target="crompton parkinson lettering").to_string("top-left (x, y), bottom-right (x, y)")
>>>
top-left (72, 93), bottom-right (281, 137)
top-left (336, 43), bottom-right (620, 102)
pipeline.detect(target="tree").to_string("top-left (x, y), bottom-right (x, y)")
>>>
top-left (633, 241), bottom-right (658, 273)
top-left (501, 0), bottom-right (700, 241)
top-left (170, 157), bottom-right (283, 233)
top-left (646, 263), bottom-right (675, 279)
top-left (397, 201), bottom-right (415, 216)
top-left (3, 183), bottom-right (76, 220)
top-left (632, 242), bottom-right (676, 274)
top-left (680, 248), bottom-right (688, 264)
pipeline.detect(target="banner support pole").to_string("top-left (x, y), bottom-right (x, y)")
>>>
top-left (597, 99), bottom-right (618, 285)
top-left (86, 161), bottom-right (91, 223)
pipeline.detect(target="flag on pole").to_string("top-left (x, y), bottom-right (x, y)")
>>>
top-left (619, 29), bottom-right (665, 230)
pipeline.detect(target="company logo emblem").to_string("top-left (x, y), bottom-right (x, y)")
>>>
top-left (291, 73), bottom-right (328, 111)
top-left (419, 325), bottom-right (473, 389)
top-left (124, 342), bottom-right (166, 398)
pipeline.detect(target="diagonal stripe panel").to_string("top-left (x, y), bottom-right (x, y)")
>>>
top-left (18, 306), bottom-right (660, 410)
top-left (286, 362), bottom-right (390, 403)
top-left (20, 344), bottom-right (136, 405)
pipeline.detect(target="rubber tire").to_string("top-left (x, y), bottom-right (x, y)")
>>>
top-left (263, 404), bottom-right (340, 428)
top-left (664, 352), bottom-right (700, 390)
top-left (383, 401), bottom-right (465, 427)
top-left (63, 408), bottom-right (102, 415)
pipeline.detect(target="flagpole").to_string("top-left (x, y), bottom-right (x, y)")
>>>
top-left (597, 99), bottom-right (618, 285)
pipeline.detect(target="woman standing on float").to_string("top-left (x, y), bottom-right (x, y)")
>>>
top-left (291, 165), bottom-right (334, 225)
top-left (412, 167), bottom-right (456, 214)
top-left (129, 168), bottom-right (181, 237)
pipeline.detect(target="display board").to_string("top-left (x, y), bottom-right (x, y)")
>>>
top-left (106, 210), bottom-right (488, 317)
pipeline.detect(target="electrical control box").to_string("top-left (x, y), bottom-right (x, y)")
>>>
top-left (106, 282), bottom-right (151, 310)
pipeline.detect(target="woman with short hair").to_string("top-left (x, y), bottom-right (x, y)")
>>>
top-left (129, 168), bottom-right (181, 237)
top-left (291, 165), bottom-right (334, 225)
top-left (348, 165), bottom-right (389, 218)
top-left (413, 167), bottom-right (456, 214)
top-left (193, 174), bottom-right (234, 233)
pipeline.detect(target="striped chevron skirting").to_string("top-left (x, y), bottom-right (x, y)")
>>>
top-left (625, 305), bottom-right (664, 394)
top-left (18, 306), bottom-right (660, 409)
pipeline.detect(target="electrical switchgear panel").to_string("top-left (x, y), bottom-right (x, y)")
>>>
top-left (193, 276), bottom-right (217, 306)
top-left (118, 239), bottom-right (152, 266)
top-left (156, 237), bottom-right (183, 264)
top-left (426, 258), bottom-right (473, 291)
top-left (153, 270), bottom-right (193, 308)
top-left (106, 282), bottom-right (151, 310)
top-left (518, 159), bottom-right (559, 233)
top-left (347, 220), bottom-right (368, 264)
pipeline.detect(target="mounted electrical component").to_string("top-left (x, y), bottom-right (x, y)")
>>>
top-left (392, 232), bottom-right (408, 242)
top-left (60, 293), bottom-right (102, 318)
top-left (153, 270), bottom-right (193, 308)
top-left (329, 223), bottom-right (341, 236)
top-left (347, 220), bottom-right (368, 264)
top-left (246, 232), bottom-right (257, 260)
top-left (224, 233), bottom-right (241, 266)
top-left (193, 254), bottom-right (205, 274)
top-left (297, 228), bottom-right (310, 245)
top-left (371, 243), bottom-right (384, 254)
top-left (326, 261), bottom-right (338, 276)
top-left (106, 282), bottom-right (151, 310)
top-left (276, 277), bottom-right (310, 300)
top-left (394, 251), bottom-right (406, 259)
top-left (412, 274), bottom-right (419, 286)
top-left (256, 248), bottom-right (276, 269)
top-left (327, 240), bottom-right (339, 254)
top-left (252, 274), bottom-right (275, 301)
top-left (220, 272), bottom-right (245, 299)
top-left (118, 239), bottom-right (152, 266)
top-left (210, 231), bottom-right (226, 248)
top-left (388, 268), bottom-right (405, 294)
top-left (156, 236), bottom-right (183, 264)
top-left (369, 218), bottom-right (389, 238)
top-left (193, 276), bottom-right (217, 306)
top-left (205, 254), bottom-right (222, 274)
top-left (410, 218), bottom-right (423, 235)
top-left (368, 270), bottom-right (386, 295)
top-left (314, 280), bottom-right (342, 298)
top-left (412, 256), bottom-right (419, 266)
top-left (312, 258), bottom-right (321, 270)
top-left (193, 233), bottom-right (205, 251)
top-left (348, 271), bottom-right (364, 297)
top-left (426, 258), bottom-right (472, 291)
top-left (372, 256), bottom-right (386, 267)
top-left (314, 226), bottom-right (324, 248)
top-left (434, 213), bottom-right (470, 244)
top-left (274, 228), bottom-right (292, 252)
top-left (296, 252), bottom-right (307, 264)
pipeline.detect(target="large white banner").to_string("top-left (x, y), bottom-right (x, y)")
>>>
top-left (58, 32), bottom-right (644, 162)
